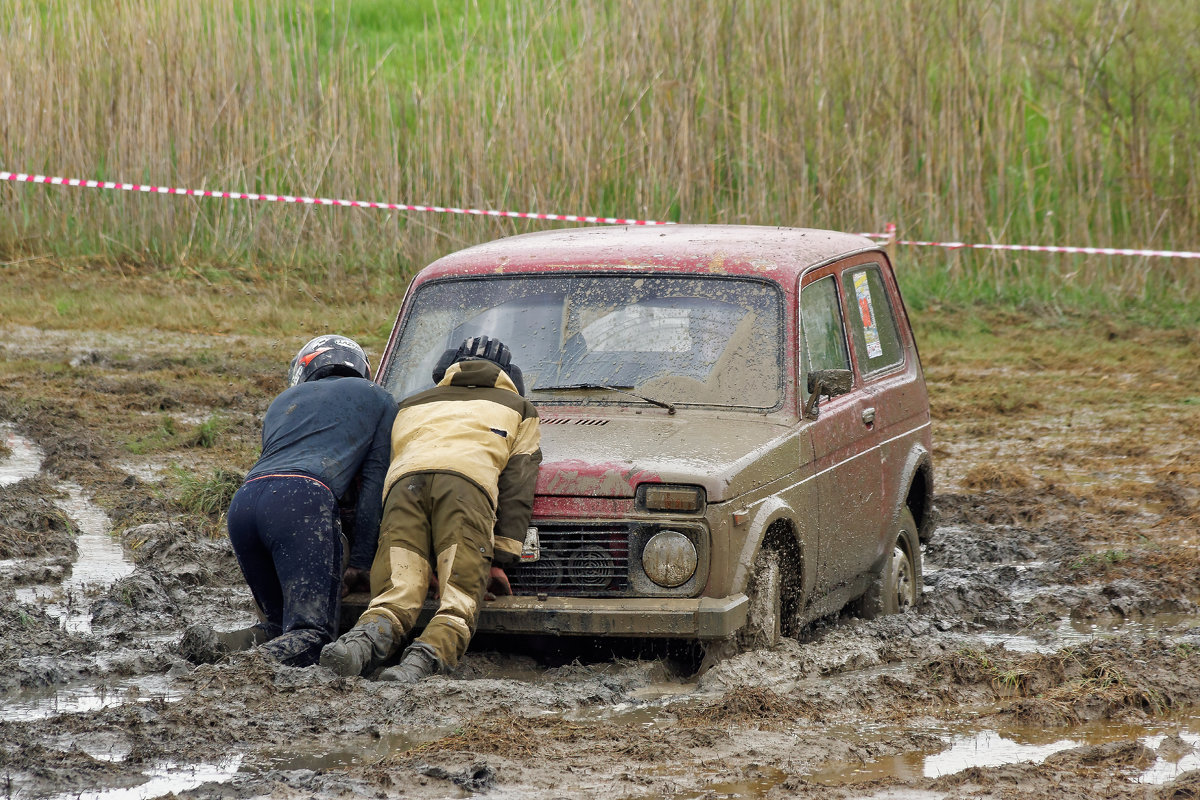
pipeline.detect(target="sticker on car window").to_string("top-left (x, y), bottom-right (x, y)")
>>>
top-left (852, 271), bottom-right (883, 359)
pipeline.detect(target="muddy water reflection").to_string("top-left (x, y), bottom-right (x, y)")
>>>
top-left (44, 757), bottom-right (243, 800)
top-left (255, 731), bottom-right (437, 772)
top-left (805, 714), bottom-right (1200, 786)
top-left (0, 423), bottom-right (44, 486)
top-left (0, 676), bottom-right (179, 723)
top-left (3, 426), bottom-right (135, 632)
top-left (980, 614), bottom-right (1200, 654)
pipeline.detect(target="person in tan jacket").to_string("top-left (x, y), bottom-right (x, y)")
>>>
top-left (320, 336), bottom-right (541, 683)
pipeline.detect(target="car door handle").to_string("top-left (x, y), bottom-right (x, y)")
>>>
top-left (862, 407), bottom-right (876, 425)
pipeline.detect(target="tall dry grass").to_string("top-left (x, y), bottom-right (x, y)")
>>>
top-left (1, 0), bottom-right (1197, 305)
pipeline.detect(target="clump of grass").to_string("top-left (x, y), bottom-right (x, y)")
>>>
top-left (924, 647), bottom-right (1063, 698)
top-left (187, 415), bottom-right (225, 449)
top-left (406, 710), bottom-right (573, 757)
top-left (1038, 658), bottom-right (1169, 721)
top-left (172, 465), bottom-right (242, 516)
top-left (962, 464), bottom-right (1034, 492)
top-left (126, 414), bottom-right (178, 455)
top-left (127, 413), bottom-right (230, 453)
top-left (676, 686), bottom-right (820, 728)
top-left (1070, 549), bottom-right (1130, 571)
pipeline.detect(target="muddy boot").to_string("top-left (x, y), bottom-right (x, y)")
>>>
top-left (180, 623), bottom-right (270, 664)
top-left (377, 642), bottom-right (442, 684)
top-left (319, 619), bottom-right (395, 677)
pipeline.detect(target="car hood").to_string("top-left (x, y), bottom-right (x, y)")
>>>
top-left (534, 409), bottom-right (800, 503)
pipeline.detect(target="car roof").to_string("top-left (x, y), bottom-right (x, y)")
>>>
top-left (414, 224), bottom-right (882, 283)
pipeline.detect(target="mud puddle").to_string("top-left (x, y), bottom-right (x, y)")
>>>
top-left (42, 757), bottom-right (244, 800)
top-left (978, 612), bottom-right (1200, 654)
top-left (0, 674), bottom-right (180, 724)
top-left (805, 713), bottom-right (1200, 787)
top-left (0, 423), bottom-right (43, 486)
top-left (3, 426), bottom-right (136, 632)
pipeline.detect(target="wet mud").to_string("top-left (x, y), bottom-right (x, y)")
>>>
top-left (1, 320), bottom-right (1198, 799)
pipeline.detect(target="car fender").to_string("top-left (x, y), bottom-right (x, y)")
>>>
top-left (869, 442), bottom-right (934, 575)
top-left (896, 441), bottom-right (935, 541)
top-left (732, 495), bottom-right (812, 601)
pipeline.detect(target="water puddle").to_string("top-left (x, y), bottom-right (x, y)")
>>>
top-left (0, 423), bottom-right (43, 485)
top-left (45, 756), bottom-right (242, 800)
top-left (805, 713), bottom-right (1200, 787)
top-left (254, 730), bottom-right (433, 771)
top-left (59, 481), bottom-right (134, 590)
top-left (3, 426), bottom-right (136, 632)
top-left (562, 701), bottom-right (676, 727)
top-left (0, 675), bottom-right (180, 723)
top-left (979, 613), bottom-right (1200, 654)
top-left (666, 766), bottom-right (788, 799)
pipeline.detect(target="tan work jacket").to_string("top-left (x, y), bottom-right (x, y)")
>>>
top-left (384, 359), bottom-right (541, 563)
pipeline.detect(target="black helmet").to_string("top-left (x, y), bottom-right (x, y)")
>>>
top-left (432, 335), bottom-right (524, 394)
top-left (288, 335), bottom-right (371, 387)
top-left (455, 335), bottom-right (511, 370)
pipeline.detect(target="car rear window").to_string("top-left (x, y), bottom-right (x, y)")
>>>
top-left (383, 274), bottom-right (784, 410)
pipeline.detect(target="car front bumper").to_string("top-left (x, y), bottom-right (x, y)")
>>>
top-left (341, 592), bottom-right (749, 640)
top-left (474, 593), bottom-right (748, 639)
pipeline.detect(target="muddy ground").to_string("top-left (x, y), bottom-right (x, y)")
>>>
top-left (1, 317), bottom-right (1198, 799)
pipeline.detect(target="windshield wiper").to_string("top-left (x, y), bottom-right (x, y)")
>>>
top-left (533, 383), bottom-right (676, 415)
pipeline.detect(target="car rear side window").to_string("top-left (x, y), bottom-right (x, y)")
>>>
top-left (799, 276), bottom-right (850, 399)
top-left (842, 266), bottom-right (903, 376)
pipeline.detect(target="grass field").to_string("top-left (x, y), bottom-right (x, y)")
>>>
top-left (1, 0), bottom-right (1198, 321)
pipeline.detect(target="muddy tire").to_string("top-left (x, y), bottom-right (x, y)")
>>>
top-left (737, 548), bottom-right (783, 651)
top-left (856, 507), bottom-right (921, 620)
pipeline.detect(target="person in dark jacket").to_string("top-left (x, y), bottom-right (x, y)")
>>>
top-left (320, 335), bottom-right (540, 683)
top-left (181, 335), bottom-right (397, 667)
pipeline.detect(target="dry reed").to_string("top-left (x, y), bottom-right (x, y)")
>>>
top-left (1, 1), bottom-right (1197, 301)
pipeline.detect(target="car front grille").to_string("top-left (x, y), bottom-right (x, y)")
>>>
top-left (507, 523), bottom-right (632, 597)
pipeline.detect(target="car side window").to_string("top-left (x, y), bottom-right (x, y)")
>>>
top-left (842, 265), bottom-right (903, 376)
top-left (799, 276), bottom-right (850, 400)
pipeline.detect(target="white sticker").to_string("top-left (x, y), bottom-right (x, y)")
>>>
top-left (853, 271), bottom-right (883, 359)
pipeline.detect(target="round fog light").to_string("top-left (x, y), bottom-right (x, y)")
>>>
top-left (641, 530), bottom-right (697, 588)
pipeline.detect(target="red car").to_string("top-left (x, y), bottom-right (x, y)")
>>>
top-left (375, 225), bottom-right (935, 650)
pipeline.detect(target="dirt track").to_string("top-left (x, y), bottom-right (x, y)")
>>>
top-left (1, 318), bottom-right (1198, 799)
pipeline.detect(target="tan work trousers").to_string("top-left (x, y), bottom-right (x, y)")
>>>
top-left (357, 472), bottom-right (494, 667)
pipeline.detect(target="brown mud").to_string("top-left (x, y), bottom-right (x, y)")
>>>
top-left (1, 317), bottom-right (1199, 799)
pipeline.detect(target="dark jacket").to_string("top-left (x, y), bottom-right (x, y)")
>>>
top-left (246, 376), bottom-right (397, 569)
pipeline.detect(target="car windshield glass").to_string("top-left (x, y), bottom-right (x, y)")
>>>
top-left (382, 274), bottom-right (784, 410)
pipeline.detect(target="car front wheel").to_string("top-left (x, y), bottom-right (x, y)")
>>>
top-left (738, 548), bottom-right (783, 650)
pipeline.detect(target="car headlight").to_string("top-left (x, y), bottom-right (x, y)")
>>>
top-left (641, 530), bottom-right (698, 588)
top-left (637, 484), bottom-right (706, 513)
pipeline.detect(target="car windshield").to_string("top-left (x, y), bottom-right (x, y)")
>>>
top-left (382, 273), bottom-right (784, 410)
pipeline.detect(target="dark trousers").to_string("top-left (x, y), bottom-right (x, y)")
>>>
top-left (227, 475), bottom-right (342, 667)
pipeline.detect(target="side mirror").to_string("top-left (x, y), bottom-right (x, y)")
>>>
top-left (803, 368), bottom-right (853, 419)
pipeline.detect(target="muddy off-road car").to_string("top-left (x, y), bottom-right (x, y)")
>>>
top-left (369, 224), bottom-right (934, 651)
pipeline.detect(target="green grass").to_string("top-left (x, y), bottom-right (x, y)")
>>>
top-left (172, 465), bottom-right (243, 517)
top-left (187, 415), bottom-right (226, 449)
top-left (127, 415), bottom-right (179, 456)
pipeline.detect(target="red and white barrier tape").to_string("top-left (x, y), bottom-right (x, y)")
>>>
top-left (861, 223), bottom-right (1200, 260)
top-left (5, 169), bottom-right (1197, 257)
top-left (0, 170), bottom-right (675, 227)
